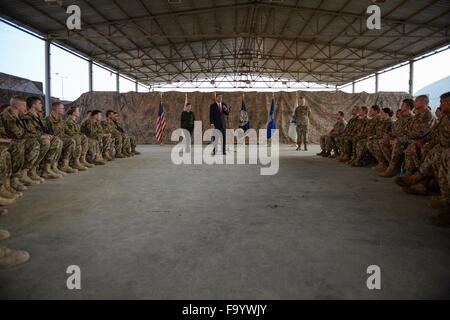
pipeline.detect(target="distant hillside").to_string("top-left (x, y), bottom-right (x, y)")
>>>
top-left (415, 76), bottom-right (450, 110)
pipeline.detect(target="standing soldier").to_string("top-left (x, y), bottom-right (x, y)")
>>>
top-left (45, 102), bottom-right (77, 174)
top-left (23, 97), bottom-right (63, 180)
top-left (65, 106), bottom-right (93, 170)
top-left (294, 94), bottom-right (311, 151)
top-left (0, 96), bottom-right (40, 190)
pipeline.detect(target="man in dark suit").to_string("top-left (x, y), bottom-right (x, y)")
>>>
top-left (209, 94), bottom-right (229, 155)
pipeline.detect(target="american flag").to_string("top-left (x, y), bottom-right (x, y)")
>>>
top-left (155, 99), bottom-right (166, 143)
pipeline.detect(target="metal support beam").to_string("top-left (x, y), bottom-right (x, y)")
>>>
top-left (135, 80), bottom-right (138, 92)
top-left (44, 39), bottom-right (51, 116)
top-left (116, 72), bottom-right (120, 92)
top-left (88, 60), bottom-right (93, 92)
top-left (375, 72), bottom-right (379, 93)
top-left (409, 60), bottom-right (414, 95)
top-left (352, 81), bottom-right (355, 94)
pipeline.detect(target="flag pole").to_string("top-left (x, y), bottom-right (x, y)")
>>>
top-left (160, 92), bottom-right (164, 146)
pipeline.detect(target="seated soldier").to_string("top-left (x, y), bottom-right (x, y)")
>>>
top-left (0, 107), bottom-right (24, 199)
top-left (341, 106), bottom-right (368, 163)
top-left (66, 106), bottom-right (94, 170)
top-left (24, 96), bottom-right (63, 180)
top-left (0, 96), bottom-right (40, 190)
top-left (317, 111), bottom-right (346, 157)
top-left (337, 106), bottom-right (360, 162)
top-left (395, 92), bottom-right (450, 214)
top-left (403, 106), bottom-right (444, 182)
top-left (101, 110), bottom-right (127, 159)
top-left (81, 110), bottom-right (108, 165)
top-left (45, 102), bottom-right (77, 174)
top-left (0, 145), bottom-right (18, 205)
top-left (378, 99), bottom-right (414, 177)
top-left (350, 105), bottom-right (381, 167)
top-left (367, 107), bottom-right (394, 172)
top-left (113, 112), bottom-right (140, 155)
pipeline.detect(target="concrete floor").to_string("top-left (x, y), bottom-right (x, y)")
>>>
top-left (0, 145), bottom-right (449, 299)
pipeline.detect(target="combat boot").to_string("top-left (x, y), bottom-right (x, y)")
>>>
top-left (304, 144), bottom-right (308, 151)
top-left (339, 154), bottom-right (349, 162)
top-left (133, 150), bottom-right (141, 155)
top-left (430, 196), bottom-right (449, 209)
top-left (0, 196), bottom-right (15, 206)
top-left (71, 159), bottom-right (88, 171)
top-left (20, 169), bottom-right (40, 186)
top-left (52, 162), bottom-right (67, 177)
top-left (94, 156), bottom-right (106, 165)
top-left (316, 151), bottom-right (325, 156)
top-left (394, 172), bottom-right (424, 187)
top-left (0, 184), bottom-right (19, 200)
top-left (402, 182), bottom-right (429, 196)
top-left (5, 179), bottom-right (23, 198)
top-left (81, 155), bottom-right (94, 168)
top-left (60, 160), bottom-right (78, 174)
top-left (0, 209), bottom-right (8, 216)
top-left (0, 246), bottom-right (30, 269)
top-left (115, 153), bottom-right (126, 159)
top-left (30, 167), bottom-right (45, 183)
top-left (373, 163), bottom-right (387, 172)
top-left (11, 177), bottom-right (27, 192)
top-left (0, 230), bottom-right (10, 241)
top-left (379, 163), bottom-right (400, 178)
top-left (42, 163), bottom-right (62, 180)
top-left (103, 152), bottom-right (113, 161)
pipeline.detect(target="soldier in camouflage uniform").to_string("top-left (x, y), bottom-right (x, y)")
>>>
top-left (350, 105), bottom-right (382, 167)
top-left (0, 108), bottom-right (24, 199)
top-left (403, 106), bottom-right (443, 177)
top-left (101, 110), bottom-right (127, 159)
top-left (367, 107), bottom-right (394, 172)
top-left (337, 106), bottom-right (361, 162)
top-left (340, 106), bottom-right (368, 163)
top-left (0, 145), bottom-right (18, 206)
top-left (81, 110), bottom-right (108, 165)
top-left (294, 95), bottom-right (311, 151)
top-left (317, 111), bottom-right (346, 157)
top-left (379, 101), bottom-right (413, 171)
top-left (0, 96), bottom-right (40, 190)
top-left (395, 92), bottom-right (450, 214)
top-left (96, 112), bottom-right (113, 161)
top-left (23, 97), bottom-right (63, 180)
top-left (113, 112), bottom-right (139, 156)
top-left (380, 96), bottom-right (434, 178)
top-left (65, 106), bottom-right (93, 170)
top-left (45, 102), bottom-right (77, 174)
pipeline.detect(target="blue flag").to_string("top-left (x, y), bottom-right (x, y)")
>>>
top-left (267, 98), bottom-right (276, 139)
